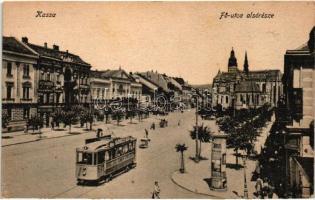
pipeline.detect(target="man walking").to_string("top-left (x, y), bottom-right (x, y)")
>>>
top-left (145, 128), bottom-right (149, 139)
top-left (152, 181), bottom-right (160, 199)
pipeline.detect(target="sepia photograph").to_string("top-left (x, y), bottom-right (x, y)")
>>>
top-left (1, 1), bottom-right (314, 198)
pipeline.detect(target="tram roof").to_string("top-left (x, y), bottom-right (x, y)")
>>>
top-left (77, 136), bottom-right (136, 152)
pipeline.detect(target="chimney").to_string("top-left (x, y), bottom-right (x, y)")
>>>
top-left (44, 42), bottom-right (47, 48)
top-left (21, 37), bottom-right (28, 43)
top-left (53, 44), bottom-right (59, 51)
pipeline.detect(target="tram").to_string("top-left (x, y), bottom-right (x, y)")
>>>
top-left (76, 136), bottom-right (137, 184)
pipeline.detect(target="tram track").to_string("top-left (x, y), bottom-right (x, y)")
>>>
top-left (32, 111), bottom-right (195, 198)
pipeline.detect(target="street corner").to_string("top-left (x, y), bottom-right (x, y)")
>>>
top-left (171, 170), bottom-right (225, 198)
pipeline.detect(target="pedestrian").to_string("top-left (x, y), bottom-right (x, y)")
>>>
top-left (152, 181), bottom-right (160, 199)
top-left (255, 175), bottom-right (263, 198)
top-left (151, 122), bottom-right (155, 130)
top-left (145, 128), bottom-right (149, 139)
top-left (262, 178), bottom-right (269, 198)
top-left (267, 182), bottom-right (275, 199)
top-left (51, 120), bottom-right (55, 130)
top-left (178, 119), bottom-right (181, 126)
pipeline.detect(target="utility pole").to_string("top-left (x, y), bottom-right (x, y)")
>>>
top-left (243, 155), bottom-right (248, 198)
top-left (195, 95), bottom-right (199, 162)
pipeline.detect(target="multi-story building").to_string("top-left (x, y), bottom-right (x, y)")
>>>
top-left (90, 68), bottom-right (142, 103)
top-left (280, 26), bottom-right (314, 198)
top-left (2, 37), bottom-right (39, 132)
top-left (131, 73), bottom-right (159, 106)
top-left (211, 49), bottom-right (283, 110)
top-left (22, 37), bottom-right (91, 127)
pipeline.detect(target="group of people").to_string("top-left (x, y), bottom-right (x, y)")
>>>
top-left (254, 176), bottom-right (275, 198)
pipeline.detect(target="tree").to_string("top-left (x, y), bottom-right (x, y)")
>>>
top-left (62, 110), bottom-right (78, 133)
top-left (104, 109), bottom-right (111, 124)
top-left (112, 110), bottom-right (124, 125)
top-left (28, 115), bottom-right (43, 137)
top-left (2, 113), bottom-right (10, 129)
top-left (190, 124), bottom-right (212, 160)
top-left (126, 109), bottom-right (136, 124)
top-left (80, 110), bottom-right (94, 130)
top-left (175, 143), bottom-right (188, 173)
top-left (51, 108), bottom-right (63, 128)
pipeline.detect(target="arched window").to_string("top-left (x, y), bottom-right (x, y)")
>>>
top-left (262, 83), bottom-right (266, 93)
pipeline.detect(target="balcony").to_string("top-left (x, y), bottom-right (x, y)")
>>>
top-left (22, 75), bottom-right (31, 79)
top-left (79, 84), bottom-right (90, 89)
top-left (20, 98), bottom-right (33, 103)
top-left (38, 80), bottom-right (54, 92)
top-left (2, 98), bottom-right (15, 103)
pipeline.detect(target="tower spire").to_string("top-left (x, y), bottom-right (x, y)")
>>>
top-left (243, 51), bottom-right (249, 74)
top-left (228, 47), bottom-right (238, 73)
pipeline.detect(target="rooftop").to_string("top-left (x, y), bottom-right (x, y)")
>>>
top-left (3, 36), bottom-right (37, 56)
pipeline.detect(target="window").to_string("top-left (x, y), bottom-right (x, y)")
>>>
top-left (40, 71), bottom-right (45, 80)
top-left (76, 152), bottom-right (93, 165)
top-left (23, 87), bottom-right (30, 99)
top-left (262, 83), bottom-right (266, 93)
top-left (7, 108), bottom-right (12, 120)
top-left (56, 74), bottom-right (60, 82)
top-left (225, 96), bottom-right (228, 104)
top-left (23, 108), bottom-right (30, 119)
top-left (23, 64), bottom-right (30, 77)
top-left (7, 62), bottom-right (12, 76)
top-left (46, 73), bottom-right (50, 81)
top-left (97, 89), bottom-right (100, 98)
top-left (97, 151), bottom-right (105, 164)
top-left (6, 85), bottom-right (12, 99)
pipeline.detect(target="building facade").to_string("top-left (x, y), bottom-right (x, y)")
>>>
top-left (211, 49), bottom-right (283, 110)
top-left (22, 37), bottom-right (91, 127)
top-left (280, 26), bottom-right (314, 198)
top-left (90, 69), bottom-right (142, 103)
top-left (2, 37), bottom-right (39, 132)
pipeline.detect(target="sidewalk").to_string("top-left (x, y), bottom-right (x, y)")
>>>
top-left (171, 117), bottom-right (275, 199)
top-left (1, 115), bottom-right (160, 147)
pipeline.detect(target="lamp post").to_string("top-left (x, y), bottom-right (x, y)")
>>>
top-left (243, 154), bottom-right (248, 198)
top-left (195, 95), bottom-right (199, 162)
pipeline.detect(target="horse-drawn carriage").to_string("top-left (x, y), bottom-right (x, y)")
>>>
top-left (159, 119), bottom-right (168, 128)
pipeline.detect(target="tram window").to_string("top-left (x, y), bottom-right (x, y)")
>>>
top-left (94, 153), bottom-right (97, 165)
top-left (97, 151), bottom-right (105, 164)
top-left (77, 152), bottom-right (92, 165)
top-left (123, 145), bottom-right (128, 153)
top-left (116, 147), bottom-right (122, 156)
top-left (77, 152), bottom-right (83, 163)
top-left (105, 151), bottom-right (110, 161)
top-left (129, 143), bottom-right (132, 151)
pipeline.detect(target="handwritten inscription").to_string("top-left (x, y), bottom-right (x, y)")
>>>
top-left (219, 12), bottom-right (274, 20)
top-left (36, 11), bottom-right (56, 18)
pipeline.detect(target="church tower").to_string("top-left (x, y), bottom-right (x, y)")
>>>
top-left (228, 48), bottom-right (238, 73)
top-left (243, 51), bottom-right (249, 74)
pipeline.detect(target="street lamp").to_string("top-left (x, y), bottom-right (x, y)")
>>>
top-left (195, 95), bottom-right (199, 162)
top-left (242, 153), bottom-right (248, 198)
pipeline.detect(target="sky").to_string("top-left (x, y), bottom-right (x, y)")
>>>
top-left (3, 1), bottom-right (315, 84)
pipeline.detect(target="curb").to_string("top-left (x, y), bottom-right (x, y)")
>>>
top-left (170, 170), bottom-right (223, 199)
top-left (2, 132), bottom-right (86, 147)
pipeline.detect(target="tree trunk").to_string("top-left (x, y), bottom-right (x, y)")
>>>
top-left (199, 140), bottom-right (202, 159)
top-left (235, 149), bottom-right (239, 165)
top-left (195, 139), bottom-right (199, 162)
top-left (180, 152), bottom-right (184, 173)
